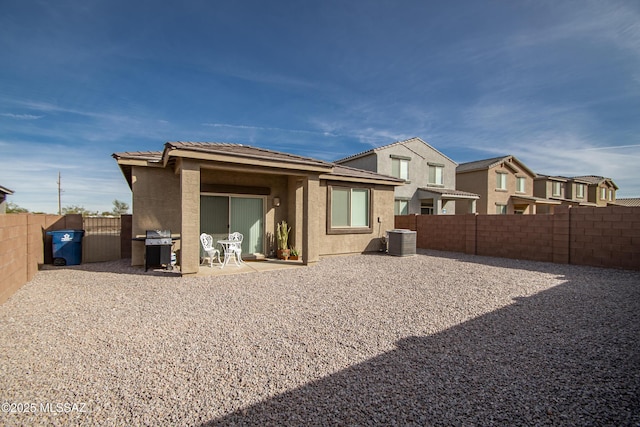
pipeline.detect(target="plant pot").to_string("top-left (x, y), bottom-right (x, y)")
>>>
top-left (277, 249), bottom-right (290, 260)
top-left (289, 255), bottom-right (299, 261)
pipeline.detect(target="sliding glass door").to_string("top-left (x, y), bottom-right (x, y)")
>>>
top-left (200, 195), bottom-right (264, 256)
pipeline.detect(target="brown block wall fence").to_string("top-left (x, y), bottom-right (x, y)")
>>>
top-left (395, 206), bottom-right (640, 270)
top-left (0, 214), bottom-right (133, 305)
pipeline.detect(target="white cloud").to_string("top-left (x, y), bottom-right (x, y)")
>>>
top-left (0, 113), bottom-right (44, 120)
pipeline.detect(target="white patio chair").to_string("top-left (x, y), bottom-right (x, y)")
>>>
top-left (200, 233), bottom-right (221, 267)
top-left (226, 232), bottom-right (244, 265)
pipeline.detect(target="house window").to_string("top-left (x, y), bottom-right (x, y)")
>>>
top-left (421, 204), bottom-right (434, 215)
top-left (576, 184), bottom-right (584, 199)
top-left (552, 182), bottom-right (562, 197)
top-left (609, 189), bottom-right (613, 201)
top-left (496, 204), bottom-right (507, 214)
top-left (469, 199), bottom-right (477, 214)
top-left (516, 177), bottom-right (526, 193)
top-left (496, 172), bottom-right (507, 190)
top-left (394, 199), bottom-right (409, 215)
top-left (328, 186), bottom-right (371, 234)
top-left (428, 164), bottom-right (444, 186)
top-left (600, 187), bottom-right (606, 200)
top-left (391, 157), bottom-right (409, 181)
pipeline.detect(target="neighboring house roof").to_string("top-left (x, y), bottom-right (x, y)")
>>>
top-left (534, 174), bottom-right (568, 182)
top-left (0, 185), bottom-right (14, 195)
top-left (114, 142), bottom-right (403, 188)
top-left (456, 156), bottom-right (510, 173)
top-left (456, 155), bottom-right (537, 177)
top-left (335, 137), bottom-right (457, 165)
top-left (572, 175), bottom-right (619, 190)
top-left (614, 198), bottom-right (640, 207)
top-left (511, 195), bottom-right (562, 205)
top-left (418, 187), bottom-right (480, 199)
top-left (325, 165), bottom-right (404, 184)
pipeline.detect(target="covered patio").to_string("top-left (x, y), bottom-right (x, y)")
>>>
top-left (114, 142), bottom-right (402, 275)
top-left (418, 187), bottom-right (480, 215)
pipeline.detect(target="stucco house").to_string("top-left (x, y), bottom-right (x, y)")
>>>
top-left (456, 155), bottom-right (559, 214)
top-left (113, 142), bottom-right (403, 274)
top-left (571, 175), bottom-right (618, 206)
top-left (533, 175), bottom-right (597, 213)
top-left (0, 185), bottom-right (14, 214)
top-left (336, 137), bottom-right (478, 215)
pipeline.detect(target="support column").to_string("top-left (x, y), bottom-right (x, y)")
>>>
top-left (302, 175), bottom-right (320, 265)
top-left (288, 176), bottom-right (304, 251)
top-left (180, 160), bottom-right (201, 275)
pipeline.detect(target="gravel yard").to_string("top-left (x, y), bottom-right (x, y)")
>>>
top-left (1, 250), bottom-right (639, 426)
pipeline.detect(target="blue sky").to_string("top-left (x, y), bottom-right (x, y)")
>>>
top-left (1, 0), bottom-right (639, 213)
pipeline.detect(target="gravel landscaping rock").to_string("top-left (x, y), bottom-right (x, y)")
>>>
top-left (1, 250), bottom-right (639, 426)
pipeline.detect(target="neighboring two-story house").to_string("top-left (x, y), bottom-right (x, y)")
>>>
top-left (533, 175), bottom-right (597, 213)
top-left (336, 137), bottom-right (479, 215)
top-left (455, 155), bottom-right (559, 214)
top-left (572, 176), bottom-right (618, 206)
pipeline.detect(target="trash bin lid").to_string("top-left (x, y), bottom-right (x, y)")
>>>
top-left (47, 229), bottom-right (85, 235)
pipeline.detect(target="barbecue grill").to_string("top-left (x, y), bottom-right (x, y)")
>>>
top-left (145, 230), bottom-right (173, 271)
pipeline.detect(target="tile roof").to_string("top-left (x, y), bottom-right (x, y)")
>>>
top-left (114, 142), bottom-right (404, 187)
top-left (418, 187), bottom-right (480, 198)
top-left (165, 142), bottom-right (333, 168)
top-left (614, 198), bottom-right (640, 207)
top-left (456, 155), bottom-right (537, 177)
top-left (572, 175), bottom-right (619, 190)
top-left (335, 137), bottom-right (457, 165)
top-left (329, 165), bottom-right (404, 183)
top-left (112, 151), bottom-right (162, 161)
top-left (456, 155), bottom-right (512, 173)
top-left (534, 174), bottom-right (568, 182)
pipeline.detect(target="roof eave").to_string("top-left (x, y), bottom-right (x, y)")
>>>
top-left (163, 143), bottom-right (334, 173)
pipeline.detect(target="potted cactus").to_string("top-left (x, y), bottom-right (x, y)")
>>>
top-left (289, 247), bottom-right (300, 261)
top-left (276, 220), bottom-right (291, 260)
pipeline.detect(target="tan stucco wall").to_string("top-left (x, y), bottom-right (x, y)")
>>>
top-left (131, 165), bottom-right (181, 265)
top-left (342, 140), bottom-right (459, 215)
top-left (180, 160), bottom-right (201, 274)
top-left (317, 183), bottom-right (395, 255)
top-left (457, 163), bottom-right (535, 214)
top-left (456, 170), bottom-right (488, 214)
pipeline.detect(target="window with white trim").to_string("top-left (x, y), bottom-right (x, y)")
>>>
top-left (496, 172), bottom-right (507, 190)
top-left (516, 177), bottom-right (526, 193)
top-left (328, 186), bottom-right (371, 233)
top-left (600, 187), bottom-right (607, 200)
top-left (496, 204), bottom-right (507, 214)
top-left (552, 182), bottom-right (562, 197)
top-left (608, 189), bottom-right (613, 201)
top-left (428, 164), bottom-right (444, 186)
top-left (576, 184), bottom-right (584, 199)
top-left (391, 158), bottom-right (409, 181)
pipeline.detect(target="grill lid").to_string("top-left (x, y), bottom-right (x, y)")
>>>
top-left (146, 229), bottom-right (171, 238)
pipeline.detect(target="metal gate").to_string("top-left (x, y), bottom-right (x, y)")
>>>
top-left (82, 216), bottom-right (122, 263)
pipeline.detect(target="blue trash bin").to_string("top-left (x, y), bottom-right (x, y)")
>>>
top-left (47, 230), bottom-right (85, 266)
